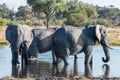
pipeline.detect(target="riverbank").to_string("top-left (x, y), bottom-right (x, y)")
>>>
top-left (1, 76), bottom-right (120, 80)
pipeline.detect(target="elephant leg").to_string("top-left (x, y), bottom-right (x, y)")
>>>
top-left (63, 56), bottom-right (69, 65)
top-left (74, 55), bottom-right (77, 60)
top-left (52, 50), bottom-right (56, 64)
top-left (11, 52), bottom-right (20, 65)
top-left (21, 42), bottom-right (29, 65)
top-left (85, 54), bottom-right (93, 64)
top-left (84, 47), bottom-right (93, 64)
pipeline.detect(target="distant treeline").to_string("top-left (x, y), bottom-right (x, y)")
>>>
top-left (0, 0), bottom-right (120, 28)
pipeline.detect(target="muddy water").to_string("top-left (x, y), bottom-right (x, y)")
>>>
top-left (0, 46), bottom-right (120, 78)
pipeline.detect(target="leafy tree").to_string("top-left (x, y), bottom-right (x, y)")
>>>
top-left (65, 0), bottom-right (88, 26)
top-left (84, 4), bottom-right (98, 18)
top-left (65, 12), bottom-right (87, 26)
top-left (16, 5), bottom-right (32, 22)
top-left (27, 0), bottom-right (66, 28)
top-left (0, 3), bottom-right (10, 18)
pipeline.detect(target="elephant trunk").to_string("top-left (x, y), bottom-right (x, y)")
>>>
top-left (101, 38), bottom-right (110, 63)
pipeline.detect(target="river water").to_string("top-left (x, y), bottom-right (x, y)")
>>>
top-left (0, 46), bottom-right (120, 78)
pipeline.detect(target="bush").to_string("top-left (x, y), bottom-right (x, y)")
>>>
top-left (26, 20), bottom-right (33, 26)
top-left (97, 19), bottom-right (113, 27)
top-left (0, 17), bottom-right (9, 26)
top-left (55, 19), bottom-right (64, 26)
top-left (65, 12), bottom-right (88, 27)
top-left (86, 19), bottom-right (97, 25)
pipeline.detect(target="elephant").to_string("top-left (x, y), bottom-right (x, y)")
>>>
top-left (27, 28), bottom-right (58, 63)
top-left (52, 24), bottom-right (112, 65)
top-left (6, 24), bottom-right (58, 65)
top-left (5, 24), bottom-right (33, 65)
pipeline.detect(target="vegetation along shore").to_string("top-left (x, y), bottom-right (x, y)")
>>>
top-left (1, 26), bottom-right (120, 46)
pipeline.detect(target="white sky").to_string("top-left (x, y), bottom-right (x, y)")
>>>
top-left (80, 0), bottom-right (120, 8)
top-left (0, 0), bottom-right (27, 11)
top-left (0, 0), bottom-right (120, 11)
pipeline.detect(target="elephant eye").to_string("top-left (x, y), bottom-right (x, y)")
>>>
top-left (103, 31), bottom-right (106, 34)
top-left (102, 31), bottom-right (106, 36)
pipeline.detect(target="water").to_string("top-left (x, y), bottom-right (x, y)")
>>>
top-left (0, 46), bottom-right (120, 78)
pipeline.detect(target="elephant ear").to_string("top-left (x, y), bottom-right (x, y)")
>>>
top-left (18, 25), bottom-right (33, 48)
top-left (95, 25), bottom-right (101, 42)
top-left (5, 24), bottom-right (17, 43)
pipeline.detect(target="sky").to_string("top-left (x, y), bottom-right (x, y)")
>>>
top-left (0, 0), bottom-right (27, 11)
top-left (0, 0), bottom-right (120, 11)
top-left (80, 0), bottom-right (120, 8)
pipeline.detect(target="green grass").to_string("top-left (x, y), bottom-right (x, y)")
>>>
top-left (108, 40), bottom-right (120, 46)
top-left (0, 39), bottom-right (9, 46)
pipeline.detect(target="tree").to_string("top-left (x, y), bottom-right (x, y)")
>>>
top-left (27, 0), bottom-right (66, 28)
top-left (16, 5), bottom-right (32, 22)
top-left (0, 3), bottom-right (10, 18)
top-left (84, 4), bottom-right (98, 18)
top-left (65, 0), bottom-right (88, 26)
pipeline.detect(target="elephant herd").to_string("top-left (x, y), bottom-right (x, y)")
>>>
top-left (5, 24), bottom-right (112, 65)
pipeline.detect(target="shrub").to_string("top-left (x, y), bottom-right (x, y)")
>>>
top-left (65, 12), bottom-right (88, 27)
top-left (86, 19), bottom-right (97, 25)
top-left (55, 19), bottom-right (64, 26)
top-left (0, 17), bottom-right (9, 26)
top-left (26, 20), bottom-right (33, 26)
top-left (97, 19), bottom-right (113, 27)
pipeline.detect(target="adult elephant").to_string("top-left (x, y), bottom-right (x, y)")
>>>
top-left (52, 25), bottom-right (111, 65)
top-left (28, 28), bottom-right (58, 64)
top-left (6, 24), bottom-right (58, 65)
top-left (5, 24), bottom-right (33, 65)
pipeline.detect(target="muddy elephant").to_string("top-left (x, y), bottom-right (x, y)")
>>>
top-left (52, 24), bottom-right (111, 65)
top-left (5, 24), bottom-right (33, 65)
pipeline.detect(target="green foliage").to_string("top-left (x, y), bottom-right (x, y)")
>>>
top-left (26, 20), bottom-right (33, 26)
top-left (65, 12), bottom-right (87, 26)
top-left (0, 3), bottom-right (10, 18)
top-left (27, 0), bottom-right (66, 28)
top-left (86, 19), bottom-right (97, 25)
top-left (84, 4), bottom-right (98, 18)
top-left (109, 40), bottom-right (120, 46)
top-left (97, 19), bottom-right (113, 27)
top-left (16, 5), bottom-right (32, 22)
top-left (0, 17), bottom-right (9, 26)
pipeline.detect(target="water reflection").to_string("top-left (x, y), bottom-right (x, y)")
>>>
top-left (52, 64), bottom-right (69, 78)
top-left (11, 59), bottom-right (110, 79)
top-left (102, 64), bottom-right (110, 78)
top-left (12, 61), bottom-right (52, 78)
top-left (85, 64), bottom-right (92, 78)
top-left (1, 46), bottom-right (120, 78)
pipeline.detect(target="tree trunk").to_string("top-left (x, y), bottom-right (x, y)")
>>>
top-left (46, 18), bottom-right (49, 28)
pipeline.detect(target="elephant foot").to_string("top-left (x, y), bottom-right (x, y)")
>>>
top-left (25, 61), bottom-right (30, 65)
top-left (65, 62), bottom-right (69, 65)
top-left (12, 60), bottom-right (20, 65)
top-left (74, 55), bottom-right (78, 59)
top-left (52, 61), bottom-right (58, 65)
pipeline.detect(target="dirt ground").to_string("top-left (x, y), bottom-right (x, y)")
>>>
top-left (107, 27), bottom-right (120, 41)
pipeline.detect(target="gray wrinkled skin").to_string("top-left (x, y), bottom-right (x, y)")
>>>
top-left (6, 24), bottom-right (58, 65)
top-left (53, 25), bottom-right (110, 65)
top-left (5, 24), bottom-right (33, 65)
top-left (28, 28), bottom-right (58, 63)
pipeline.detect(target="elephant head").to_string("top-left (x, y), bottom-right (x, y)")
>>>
top-left (5, 24), bottom-right (33, 65)
top-left (95, 25), bottom-right (110, 63)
